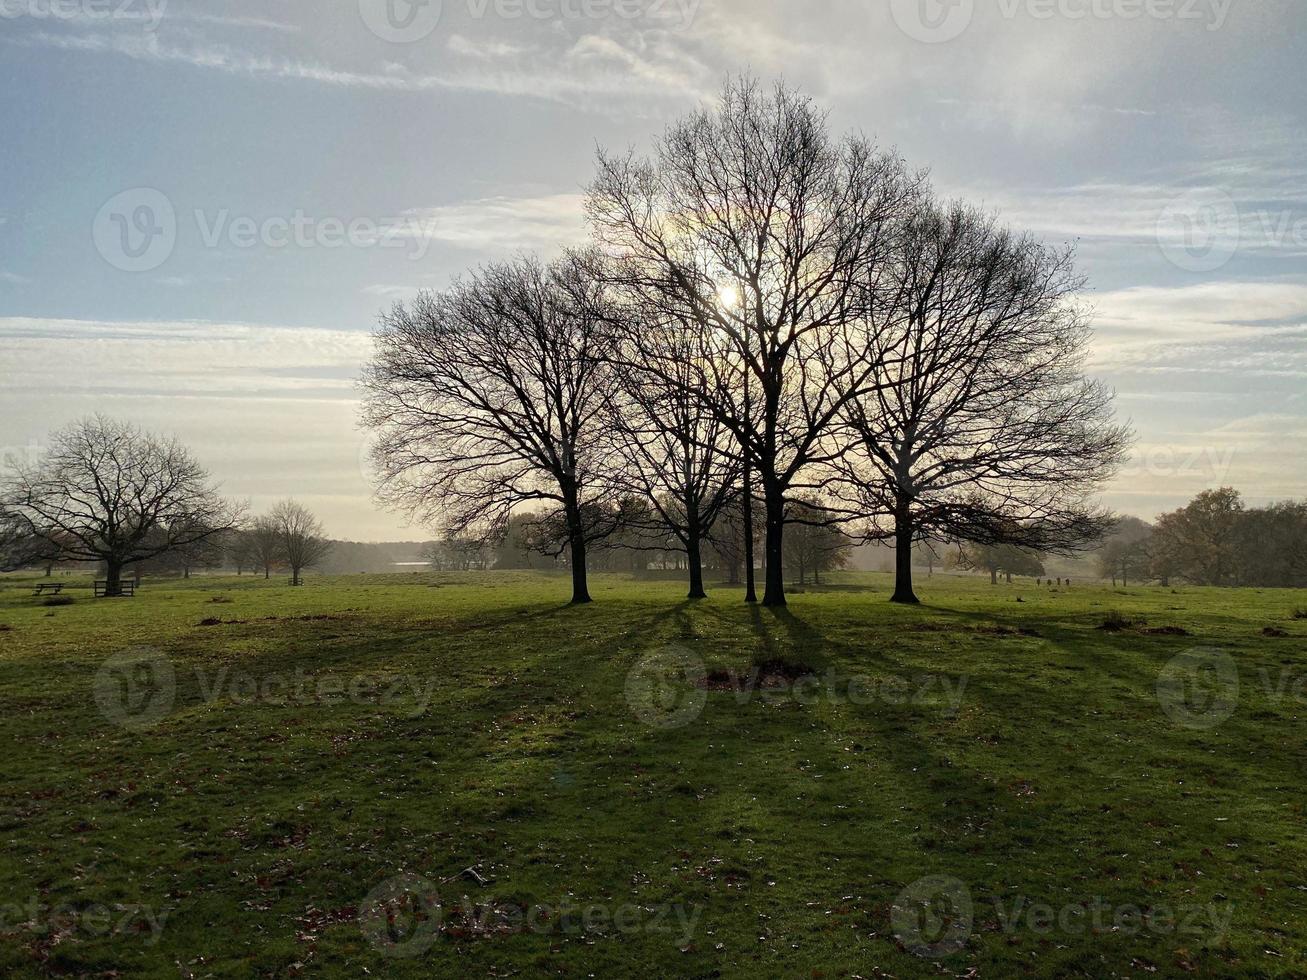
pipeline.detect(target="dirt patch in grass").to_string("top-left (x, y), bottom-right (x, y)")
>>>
top-left (701, 658), bottom-right (819, 691)
top-left (1143, 625), bottom-right (1191, 636)
top-left (1098, 610), bottom-right (1139, 632)
top-left (1263, 626), bottom-right (1290, 638)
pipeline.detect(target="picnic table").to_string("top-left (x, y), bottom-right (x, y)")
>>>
top-left (32, 582), bottom-right (64, 597)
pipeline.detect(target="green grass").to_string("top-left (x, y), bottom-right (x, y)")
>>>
top-left (0, 569), bottom-right (1305, 977)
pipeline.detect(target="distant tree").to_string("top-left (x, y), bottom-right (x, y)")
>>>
top-left (0, 508), bottom-right (45, 572)
top-left (1096, 516), bottom-right (1154, 586)
top-left (1235, 500), bottom-right (1307, 588)
top-left (422, 535), bottom-right (489, 571)
top-left (704, 497), bottom-right (762, 587)
top-left (589, 76), bottom-right (921, 606)
top-left (224, 528), bottom-right (255, 575)
top-left (244, 517), bottom-right (284, 579)
top-left (3, 417), bottom-right (240, 596)
top-left (362, 253), bottom-right (626, 605)
top-left (783, 498), bottom-right (854, 586)
top-left (1151, 488), bottom-right (1244, 586)
top-left (269, 499), bottom-right (331, 586)
top-left (956, 541), bottom-right (1045, 584)
top-left (838, 199), bottom-right (1129, 605)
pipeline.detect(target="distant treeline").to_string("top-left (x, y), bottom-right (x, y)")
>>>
top-left (1096, 488), bottom-right (1306, 588)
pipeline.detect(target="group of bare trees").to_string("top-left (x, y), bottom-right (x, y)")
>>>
top-left (1, 416), bottom-right (330, 594)
top-left (363, 78), bottom-right (1128, 607)
top-left (228, 501), bottom-right (333, 585)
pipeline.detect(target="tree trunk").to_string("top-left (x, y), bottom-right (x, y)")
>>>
top-left (565, 497), bottom-right (591, 605)
top-left (264, 564), bottom-right (271, 580)
top-left (743, 467), bottom-right (757, 604)
top-left (686, 528), bottom-right (706, 600)
top-left (569, 536), bottom-right (591, 604)
top-left (990, 568), bottom-right (998, 585)
top-left (105, 561), bottom-right (124, 598)
top-left (890, 505), bottom-right (919, 604)
top-left (291, 565), bottom-right (302, 586)
top-left (762, 490), bottom-right (786, 607)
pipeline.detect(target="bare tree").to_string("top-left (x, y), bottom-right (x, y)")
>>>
top-left (0, 507), bottom-right (46, 573)
top-left (602, 310), bottom-right (741, 599)
top-left (269, 499), bottom-right (331, 586)
top-left (589, 76), bottom-right (921, 606)
top-left (783, 497), bottom-right (854, 586)
top-left (244, 516), bottom-right (284, 579)
top-left (361, 252), bottom-right (623, 605)
top-left (1096, 516), bottom-right (1153, 586)
top-left (3, 416), bottom-right (240, 596)
top-left (955, 541), bottom-right (1045, 585)
top-left (837, 199), bottom-right (1130, 603)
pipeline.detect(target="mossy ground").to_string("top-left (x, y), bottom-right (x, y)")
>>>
top-left (0, 570), bottom-right (1304, 977)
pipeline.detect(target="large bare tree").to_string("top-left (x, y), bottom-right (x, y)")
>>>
top-left (588, 77), bottom-right (921, 606)
top-left (3, 416), bottom-right (240, 595)
top-left (602, 310), bottom-right (741, 600)
top-left (360, 252), bottom-right (620, 605)
top-left (837, 200), bottom-right (1130, 603)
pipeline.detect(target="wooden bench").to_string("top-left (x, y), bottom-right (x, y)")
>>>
top-left (94, 580), bottom-right (138, 598)
top-left (32, 583), bottom-right (64, 596)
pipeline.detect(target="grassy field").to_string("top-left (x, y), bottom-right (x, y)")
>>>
top-left (0, 569), bottom-right (1304, 978)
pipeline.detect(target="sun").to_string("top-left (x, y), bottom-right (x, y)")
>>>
top-left (717, 284), bottom-right (741, 310)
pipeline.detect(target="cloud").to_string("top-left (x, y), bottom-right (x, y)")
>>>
top-left (401, 193), bottom-right (590, 252)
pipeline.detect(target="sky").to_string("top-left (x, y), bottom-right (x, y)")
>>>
top-left (0, 0), bottom-right (1304, 540)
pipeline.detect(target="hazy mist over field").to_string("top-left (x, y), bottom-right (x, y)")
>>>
top-left (2, 0), bottom-right (1304, 539)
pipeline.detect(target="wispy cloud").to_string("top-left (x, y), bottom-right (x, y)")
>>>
top-left (400, 193), bottom-right (590, 252)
